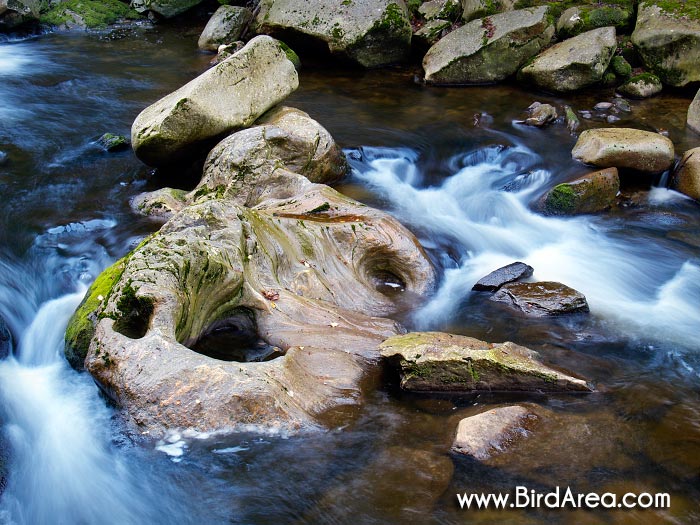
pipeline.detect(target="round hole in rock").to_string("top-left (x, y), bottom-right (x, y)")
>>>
top-left (189, 309), bottom-right (284, 363)
top-left (369, 269), bottom-right (406, 296)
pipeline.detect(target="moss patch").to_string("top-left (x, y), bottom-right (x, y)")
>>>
top-left (64, 257), bottom-right (127, 369)
top-left (544, 183), bottom-right (577, 214)
top-left (40, 0), bottom-right (141, 29)
top-left (642, 0), bottom-right (700, 20)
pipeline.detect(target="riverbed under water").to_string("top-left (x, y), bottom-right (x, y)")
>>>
top-left (0, 22), bottom-right (699, 524)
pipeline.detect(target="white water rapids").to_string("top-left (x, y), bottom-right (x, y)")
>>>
top-left (349, 145), bottom-right (700, 351)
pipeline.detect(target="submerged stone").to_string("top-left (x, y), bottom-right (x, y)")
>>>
top-left (96, 133), bottom-right (129, 152)
top-left (523, 102), bottom-right (557, 127)
top-left (452, 405), bottom-right (537, 459)
top-left (490, 281), bottom-right (589, 316)
top-left (380, 331), bottom-right (592, 393)
top-left (472, 261), bottom-right (534, 291)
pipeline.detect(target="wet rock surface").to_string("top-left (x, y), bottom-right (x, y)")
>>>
top-left (0, 315), bottom-right (11, 359)
top-left (472, 261), bottom-right (533, 291)
top-left (523, 102), bottom-right (557, 128)
top-left (380, 331), bottom-right (592, 393)
top-left (491, 281), bottom-right (590, 316)
top-left (541, 167), bottom-right (620, 215)
top-left (618, 73), bottom-right (662, 99)
top-left (451, 405), bottom-right (537, 459)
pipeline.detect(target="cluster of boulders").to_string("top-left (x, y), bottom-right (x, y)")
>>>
top-left (64, 35), bottom-right (596, 443)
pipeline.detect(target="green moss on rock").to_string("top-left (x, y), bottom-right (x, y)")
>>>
top-left (40, 0), bottom-right (141, 29)
top-left (610, 55), bottom-right (632, 78)
top-left (64, 257), bottom-right (127, 369)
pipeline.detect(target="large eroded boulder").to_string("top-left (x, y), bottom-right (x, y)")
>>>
top-left (671, 147), bottom-right (700, 201)
top-left (631, 2), bottom-right (700, 87)
top-left (131, 35), bottom-right (299, 167)
top-left (198, 5), bottom-right (253, 52)
top-left (688, 89), bottom-right (700, 135)
top-left (541, 168), bottom-right (620, 215)
top-left (380, 331), bottom-right (592, 392)
top-left (518, 27), bottom-right (617, 93)
top-left (255, 0), bottom-right (412, 68)
top-left (572, 128), bottom-right (674, 173)
top-left (423, 6), bottom-right (553, 84)
top-left (70, 176), bottom-right (435, 435)
top-left (491, 281), bottom-right (589, 316)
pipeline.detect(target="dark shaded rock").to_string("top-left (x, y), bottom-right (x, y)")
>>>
top-left (491, 281), bottom-right (589, 316)
top-left (472, 261), bottom-right (533, 291)
top-left (413, 18), bottom-right (452, 48)
top-left (96, 133), bottom-right (129, 152)
top-left (541, 167), bottom-right (619, 215)
top-left (452, 405), bottom-right (537, 459)
top-left (380, 331), bottom-right (592, 393)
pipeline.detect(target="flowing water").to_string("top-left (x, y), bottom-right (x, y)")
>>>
top-left (0, 22), bottom-right (699, 524)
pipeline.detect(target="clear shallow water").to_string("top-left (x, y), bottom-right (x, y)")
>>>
top-left (0, 27), bottom-right (699, 524)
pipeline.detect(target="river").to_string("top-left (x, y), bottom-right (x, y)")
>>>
top-left (0, 23), bottom-right (699, 524)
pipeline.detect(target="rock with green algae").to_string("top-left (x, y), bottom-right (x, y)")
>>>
top-left (572, 127), bottom-right (674, 174)
top-left (518, 26), bottom-right (617, 93)
top-left (131, 35), bottom-right (299, 167)
top-left (422, 6), bottom-right (554, 84)
top-left (40, 0), bottom-right (141, 30)
top-left (198, 5), bottom-right (253, 52)
top-left (631, 1), bottom-right (700, 87)
top-left (555, 3), bottom-right (634, 39)
top-left (617, 72), bottom-right (662, 98)
top-left (461, 0), bottom-right (517, 23)
top-left (255, 0), bottom-right (412, 68)
top-left (96, 132), bottom-right (129, 152)
top-left (419, 0), bottom-right (461, 21)
top-left (541, 167), bottom-right (620, 215)
top-left (380, 331), bottom-right (592, 392)
top-left (79, 175), bottom-right (436, 435)
top-left (610, 55), bottom-right (632, 79)
top-left (0, 0), bottom-right (42, 29)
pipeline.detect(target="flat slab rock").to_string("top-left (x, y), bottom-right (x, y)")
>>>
top-left (452, 405), bottom-right (537, 459)
top-left (472, 261), bottom-right (534, 291)
top-left (491, 281), bottom-right (589, 316)
top-left (379, 331), bottom-right (591, 393)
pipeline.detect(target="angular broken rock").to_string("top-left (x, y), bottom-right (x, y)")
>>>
top-left (491, 281), bottom-right (589, 316)
top-left (472, 261), bottom-right (534, 292)
top-left (523, 102), bottom-right (558, 128)
top-left (451, 405), bottom-right (536, 459)
top-left (379, 332), bottom-right (592, 393)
